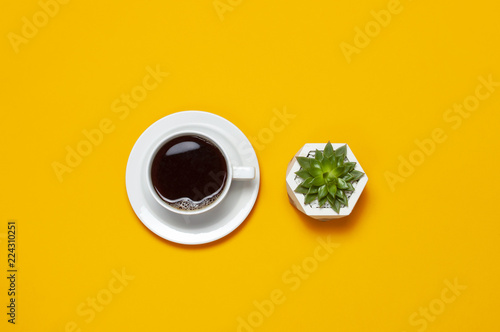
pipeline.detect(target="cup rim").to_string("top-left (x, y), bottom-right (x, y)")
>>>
top-left (146, 131), bottom-right (233, 216)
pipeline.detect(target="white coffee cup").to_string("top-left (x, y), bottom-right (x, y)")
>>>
top-left (147, 131), bottom-right (255, 215)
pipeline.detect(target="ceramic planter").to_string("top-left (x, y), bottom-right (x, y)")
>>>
top-left (286, 143), bottom-right (368, 221)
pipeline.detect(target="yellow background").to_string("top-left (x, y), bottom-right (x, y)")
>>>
top-left (2, 0), bottom-right (500, 331)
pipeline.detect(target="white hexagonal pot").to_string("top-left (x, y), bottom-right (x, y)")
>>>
top-left (286, 143), bottom-right (368, 221)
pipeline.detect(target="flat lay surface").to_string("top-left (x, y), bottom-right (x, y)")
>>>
top-left (1, 0), bottom-right (500, 331)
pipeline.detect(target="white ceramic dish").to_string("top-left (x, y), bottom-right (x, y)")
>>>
top-left (126, 111), bottom-right (260, 245)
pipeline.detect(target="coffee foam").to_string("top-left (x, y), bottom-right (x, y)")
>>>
top-left (167, 191), bottom-right (222, 211)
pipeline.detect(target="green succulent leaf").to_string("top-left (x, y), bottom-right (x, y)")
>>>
top-left (335, 145), bottom-right (347, 159)
top-left (308, 169), bottom-right (322, 178)
top-left (318, 184), bottom-right (328, 199)
top-left (314, 149), bottom-right (323, 162)
top-left (308, 159), bottom-right (323, 177)
top-left (346, 182), bottom-right (355, 191)
top-left (343, 173), bottom-right (354, 182)
top-left (319, 196), bottom-right (328, 207)
top-left (312, 175), bottom-right (325, 186)
top-left (327, 194), bottom-right (335, 207)
top-left (328, 183), bottom-right (337, 197)
top-left (337, 178), bottom-right (348, 190)
top-left (331, 166), bottom-right (346, 177)
top-left (331, 155), bottom-right (339, 166)
top-left (344, 162), bottom-right (356, 173)
top-left (295, 170), bottom-right (311, 180)
top-left (296, 157), bottom-right (311, 171)
top-left (294, 185), bottom-right (309, 194)
top-left (325, 171), bottom-right (337, 183)
top-left (332, 199), bottom-right (341, 213)
top-left (321, 156), bottom-right (335, 172)
top-left (336, 190), bottom-right (348, 206)
top-left (308, 186), bottom-right (318, 194)
top-left (301, 177), bottom-right (314, 188)
top-left (350, 170), bottom-right (365, 181)
top-left (304, 193), bottom-right (317, 204)
top-left (324, 142), bottom-right (334, 158)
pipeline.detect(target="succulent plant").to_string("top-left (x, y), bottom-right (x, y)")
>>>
top-left (294, 142), bottom-right (365, 213)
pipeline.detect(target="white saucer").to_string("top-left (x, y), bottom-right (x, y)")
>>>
top-left (125, 111), bottom-right (260, 245)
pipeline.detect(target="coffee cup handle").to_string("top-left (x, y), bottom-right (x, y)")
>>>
top-left (232, 166), bottom-right (255, 181)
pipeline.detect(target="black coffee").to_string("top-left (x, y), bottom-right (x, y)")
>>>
top-left (151, 135), bottom-right (228, 210)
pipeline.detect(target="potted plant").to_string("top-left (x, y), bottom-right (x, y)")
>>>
top-left (286, 142), bottom-right (368, 221)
